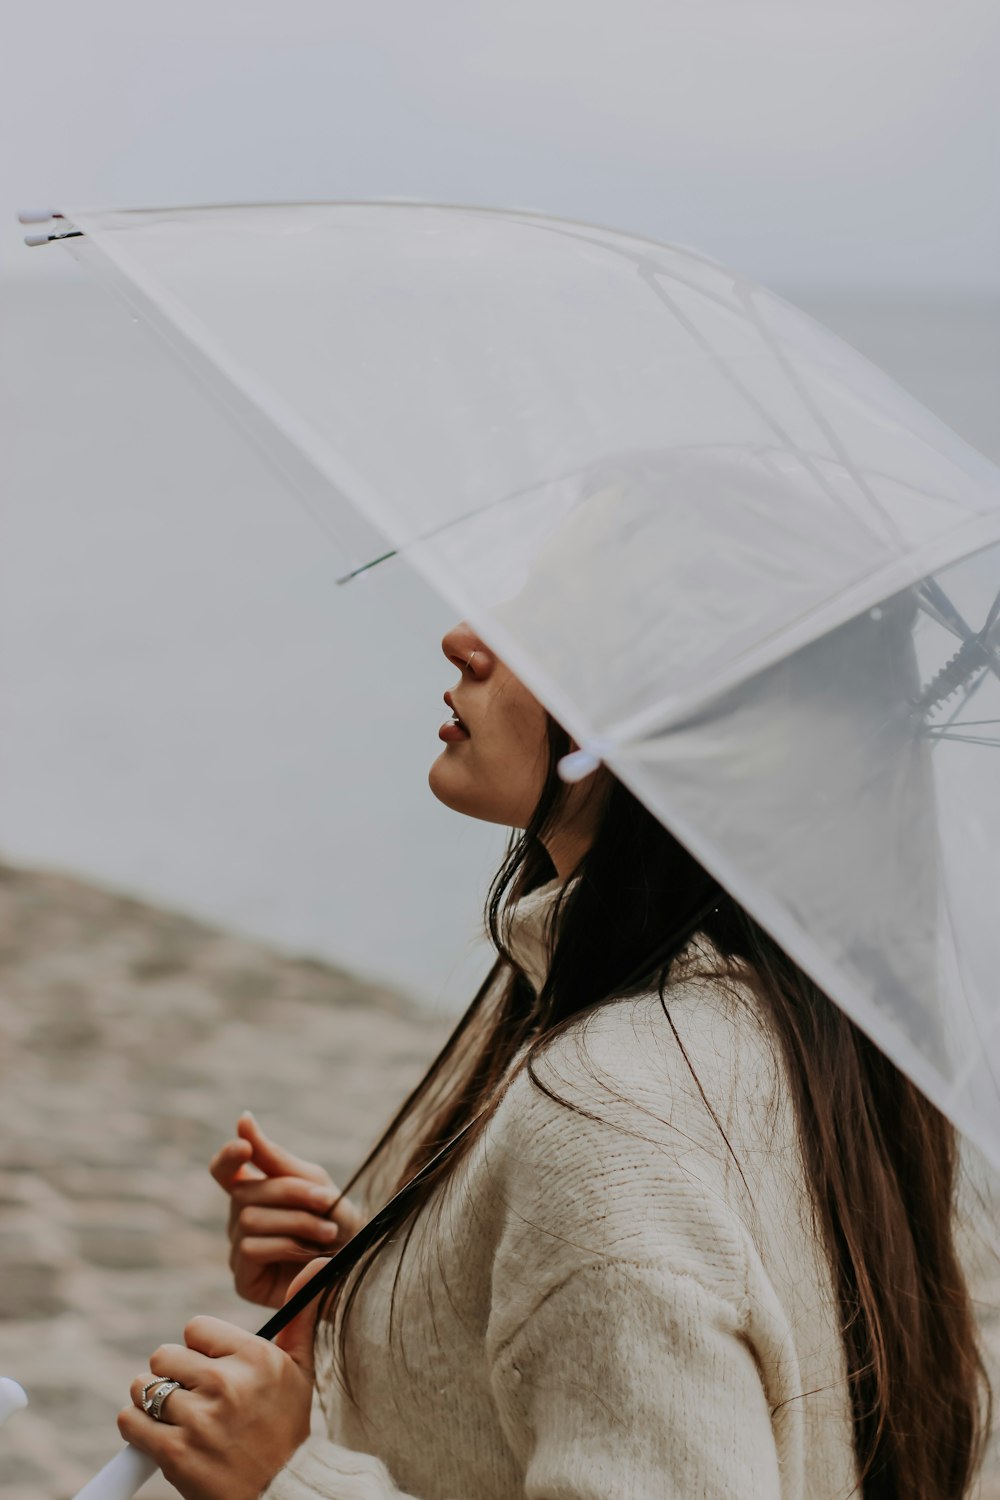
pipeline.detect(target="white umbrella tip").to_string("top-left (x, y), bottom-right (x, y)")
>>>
top-left (0, 1378), bottom-right (28, 1425)
top-left (17, 209), bottom-right (62, 224)
top-left (557, 739), bottom-right (615, 784)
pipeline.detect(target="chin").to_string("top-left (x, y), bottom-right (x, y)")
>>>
top-left (428, 750), bottom-right (490, 821)
top-left (428, 750), bottom-right (468, 812)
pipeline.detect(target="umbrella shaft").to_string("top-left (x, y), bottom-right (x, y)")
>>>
top-left (70, 1445), bottom-right (158, 1500)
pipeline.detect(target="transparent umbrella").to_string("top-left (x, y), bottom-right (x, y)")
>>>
top-left (19, 202), bottom-right (1000, 1497)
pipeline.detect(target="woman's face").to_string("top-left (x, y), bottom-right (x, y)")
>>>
top-left (429, 622), bottom-right (611, 875)
top-left (428, 622), bottom-right (550, 829)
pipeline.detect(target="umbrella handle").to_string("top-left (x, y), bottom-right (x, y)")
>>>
top-left (3, 1380), bottom-right (156, 1498)
top-left (70, 1445), bottom-right (158, 1500)
top-left (2, 1381), bottom-right (155, 1500)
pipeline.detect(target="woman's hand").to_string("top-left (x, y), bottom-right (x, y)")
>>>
top-left (210, 1112), bottom-right (365, 1308)
top-left (119, 1260), bottom-right (324, 1500)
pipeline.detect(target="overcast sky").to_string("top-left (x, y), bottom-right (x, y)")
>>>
top-left (3, 0), bottom-right (998, 292)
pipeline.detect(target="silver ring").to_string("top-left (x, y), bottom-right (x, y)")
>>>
top-left (465, 651), bottom-right (479, 670)
top-left (148, 1380), bottom-right (182, 1422)
top-left (140, 1376), bottom-right (170, 1413)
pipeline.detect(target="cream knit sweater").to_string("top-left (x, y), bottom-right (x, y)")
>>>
top-left (262, 880), bottom-right (858, 1500)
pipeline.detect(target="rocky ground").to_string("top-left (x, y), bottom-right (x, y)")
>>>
top-left (0, 862), bottom-right (448, 1499)
top-left (1, 859), bottom-right (998, 1498)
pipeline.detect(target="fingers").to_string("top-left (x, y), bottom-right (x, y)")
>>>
top-left (118, 1398), bottom-right (184, 1455)
top-left (211, 1115), bottom-right (331, 1214)
top-left (236, 1112), bottom-right (329, 1184)
top-left (149, 1342), bottom-right (217, 1389)
top-left (209, 1135), bottom-right (263, 1192)
top-left (183, 1315), bottom-right (263, 1359)
top-left (232, 1175), bottom-right (340, 1215)
top-left (274, 1257), bottom-right (328, 1371)
top-left (233, 1234), bottom-right (336, 1268)
top-left (128, 1373), bottom-right (196, 1426)
top-left (235, 1204), bottom-right (340, 1247)
top-left (229, 1179), bottom-right (344, 1265)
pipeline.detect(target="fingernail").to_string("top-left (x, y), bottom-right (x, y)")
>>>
top-left (307, 1186), bottom-right (334, 1209)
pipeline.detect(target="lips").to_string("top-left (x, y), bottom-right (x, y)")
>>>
top-left (443, 692), bottom-right (469, 733)
top-left (440, 691), bottom-right (471, 742)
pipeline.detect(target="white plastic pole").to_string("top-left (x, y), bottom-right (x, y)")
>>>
top-left (4, 1369), bottom-right (155, 1497)
top-left (70, 1445), bottom-right (158, 1500)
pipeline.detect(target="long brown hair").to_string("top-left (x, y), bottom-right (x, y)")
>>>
top-left (320, 720), bottom-right (989, 1498)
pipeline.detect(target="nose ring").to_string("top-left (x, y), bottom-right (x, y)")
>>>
top-left (465, 651), bottom-right (479, 671)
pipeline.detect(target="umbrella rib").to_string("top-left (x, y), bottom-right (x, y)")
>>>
top-left (923, 668), bottom-right (992, 756)
top-left (920, 577), bottom-right (979, 643)
top-left (924, 733), bottom-right (1000, 747)
top-left (464, 209), bottom-right (982, 550)
top-left (640, 271), bottom-right (856, 519)
top-left (663, 266), bottom-right (989, 545)
top-left (915, 583), bottom-right (967, 641)
top-left (640, 257), bottom-right (936, 552)
top-left (932, 716), bottom-right (1000, 728)
top-left (520, 219), bottom-right (989, 539)
top-left (643, 272), bottom-right (934, 559)
top-left (335, 438), bottom-right (940, 588)
top-left (528, 215), bottom-right (870, 531)
top-left (336, 550), bottom-right (397, 584)
top-left (734, 283), bottom-right (908, 550)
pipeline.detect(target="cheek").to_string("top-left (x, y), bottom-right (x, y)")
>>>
top-left (504, 702), bottom-right (550, 805)
top-left (478, 688), bottom-right (550, 821)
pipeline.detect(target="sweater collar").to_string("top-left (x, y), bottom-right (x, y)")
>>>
top-left (503, 875), bottom-right (726, 998)
top-left (504, 874), bottom-right (572, 995)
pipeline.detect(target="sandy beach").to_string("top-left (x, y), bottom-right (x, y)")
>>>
top-left (1, 859), bottom-right (998, 1498)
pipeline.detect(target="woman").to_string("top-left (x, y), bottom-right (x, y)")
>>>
top-left (120, 619), bottom-right (990, 1500)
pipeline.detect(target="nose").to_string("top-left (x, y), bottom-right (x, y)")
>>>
top-left (441, 621), bottom-right (490, 677)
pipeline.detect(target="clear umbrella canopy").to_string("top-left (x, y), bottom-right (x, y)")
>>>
top-left (51, 201), bottom-right (1000, 1169)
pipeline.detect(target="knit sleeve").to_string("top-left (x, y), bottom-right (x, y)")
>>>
top-left (259, 1440), bottom-right (419, 1500)
top-left (260, 1255), bottom-right (781, 1500)
top-left (489, 1257), bottom-right (783, 1498)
